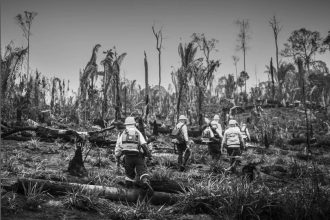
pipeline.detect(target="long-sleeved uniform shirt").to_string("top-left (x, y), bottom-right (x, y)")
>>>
top-left (211, 120), bottom-right (223, 138)
top-left (221, 126), bottom-right (244, 148)
top-left (115, 125), bottom-right (148, 157)
top-left (175, 122), bottom-right (189, 143)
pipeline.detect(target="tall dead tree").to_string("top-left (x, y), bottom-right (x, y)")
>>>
top-left (236, 20), bottom-right (250, 94)
top-left (152, 25), bottom-right (163, 112)
top-left (232, 55), bottom-right (240, 102)
top-left (298, 58), bottom-right (311, 154)
top-left (270, 58), bottom-right (275, 100)
top-left (144, 51), bottom-right (149, 119)
top-left (15, 11), bottom-right (37, 78)
top-left (269, 15), bottom-right (282, 73)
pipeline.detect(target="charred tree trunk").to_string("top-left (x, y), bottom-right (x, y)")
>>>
top-left (115, 71), bottom-right (121, 121)
top-left (68, 141), bottom-right (87, 177)
top-left (176, 85), bottom-right (183, 122)
top-left (144, 51), bottom-right (149, 119)
top-left (298, 58), bottom-right (311, 154)
top-left (198, 87), bottom-right (203, 127)
top-left (270, 58), bottom-right (275, 101)
top-left (124, 86), bottom-right (127, 117)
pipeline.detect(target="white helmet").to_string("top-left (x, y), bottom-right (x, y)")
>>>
top-left (124, 117), bottom-right (136, 125)
top-left (228, 120), bottom-right (237, 126)
top-left (213, 114), bottom-right (220, 120)
top-left (179, 115), bottom-right (188, 120)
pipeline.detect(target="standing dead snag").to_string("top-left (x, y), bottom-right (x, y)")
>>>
top-left (269, 15), bottom-right (282, 74)
top-left (152, 25), bottom-right (163, 112)
top-left (144, 51), bottom-right (150, 119)
top-left (15, 11), bottom-right (38, 78)
top-left (298, 58), bottom-right (311, 154)
top-left (235, 19), bottom-right (250, 94)
top-left (270, 58), bottom-right (275, 100)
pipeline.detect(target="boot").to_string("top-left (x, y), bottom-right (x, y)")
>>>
top-left (125, 177), bottom-right (136, 188)
top-left (140, 176), bottom-right (154, 194)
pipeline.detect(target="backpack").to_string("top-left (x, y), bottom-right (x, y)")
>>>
top-left (171, 124), bottom-right (185, 143)
top-left (121, 129), bottom-right (140, 155)
top-left (210, 127), bottom-right (220, 139)
top-left (201, 127), bottom-right (213, 143)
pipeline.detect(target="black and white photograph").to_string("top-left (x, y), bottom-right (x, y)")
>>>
top-left (1, 0), bottom-right (330, 219)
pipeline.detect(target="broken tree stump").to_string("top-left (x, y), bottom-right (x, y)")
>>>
top-left (68, 141), bottom-right (88, 177)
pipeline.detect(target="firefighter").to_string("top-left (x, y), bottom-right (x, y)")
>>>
top-left (115, 117), bottom-right (153, 192)
top-left (221, 119), bottom-right (245, 172)
top-left (211, 114), bottom-right (223, 138)
top-left (202, 120), bottom-right (222, 160)
top-left (172, 115), bottom-right (191, 171)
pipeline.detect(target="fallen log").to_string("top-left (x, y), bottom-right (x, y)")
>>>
top-left (3, 178), bottom-right (180, 205)
top-left (1, 123), bottom-right (117, 143)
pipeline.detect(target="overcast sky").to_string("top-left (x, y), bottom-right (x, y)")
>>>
top-left (2, 0), bottom-right (330, 92)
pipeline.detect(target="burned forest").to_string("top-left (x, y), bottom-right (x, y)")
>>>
top-left (1, 3), bottom-right (330, 220)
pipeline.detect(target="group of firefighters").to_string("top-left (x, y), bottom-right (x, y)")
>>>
top-left (114, 114), bottom-right (250, 193)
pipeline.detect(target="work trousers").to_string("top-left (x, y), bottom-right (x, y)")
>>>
top-left (227, 147), bottom-right (241, 166)
top-left (123, 154), bottom-right (148, 181)
top-left (177, 143), bottom-right (191, 166)
top-left (208, 142), bottom-right (221, 160)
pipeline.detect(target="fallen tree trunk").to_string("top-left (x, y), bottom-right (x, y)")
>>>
top-left (3, 178), bottom-right (179, 205)
top-left (1, 123), bottom-right (117, 143)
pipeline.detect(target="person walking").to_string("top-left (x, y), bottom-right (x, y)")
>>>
top-left (202, 120), bottom-right (222, 160)
top-left (115, 117), bottom-right (153, 192)
top-left (221, 119), bottom-right (245, 172)
top-left (171, 115), bottom-right (190, 171)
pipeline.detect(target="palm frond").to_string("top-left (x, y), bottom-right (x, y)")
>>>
top-left (115, 53), bottom-right (127, 67)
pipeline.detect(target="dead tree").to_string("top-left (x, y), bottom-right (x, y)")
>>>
top-left (236, 19), bottom-right (250, 94)
top-left (15, 11), bottom-right (38, 78)
top-left (144, 51), bottom-right (150, 119)
top-left (298, 58), bottom-right (311, 154)
top-left (270, 58), bottom-right (275, 100)
top-left (152, 25), bottom-right (163, 112)
top-left (269, 15), bottom-right (282, 74)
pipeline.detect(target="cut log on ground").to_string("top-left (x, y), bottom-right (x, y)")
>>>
top-left (2, 178), bottom-right (180, 205)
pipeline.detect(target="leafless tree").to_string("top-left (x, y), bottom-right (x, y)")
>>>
top-left (269, 15), bottom-right (282, 72)
top-left (152, 25), bottom-right (163, 112)
top-left (144, 51), bottom-right (149, 119)
top-left (235, 19), bottom-right (250, 73)
top-left (15, 11), bottom-right (37, 77)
